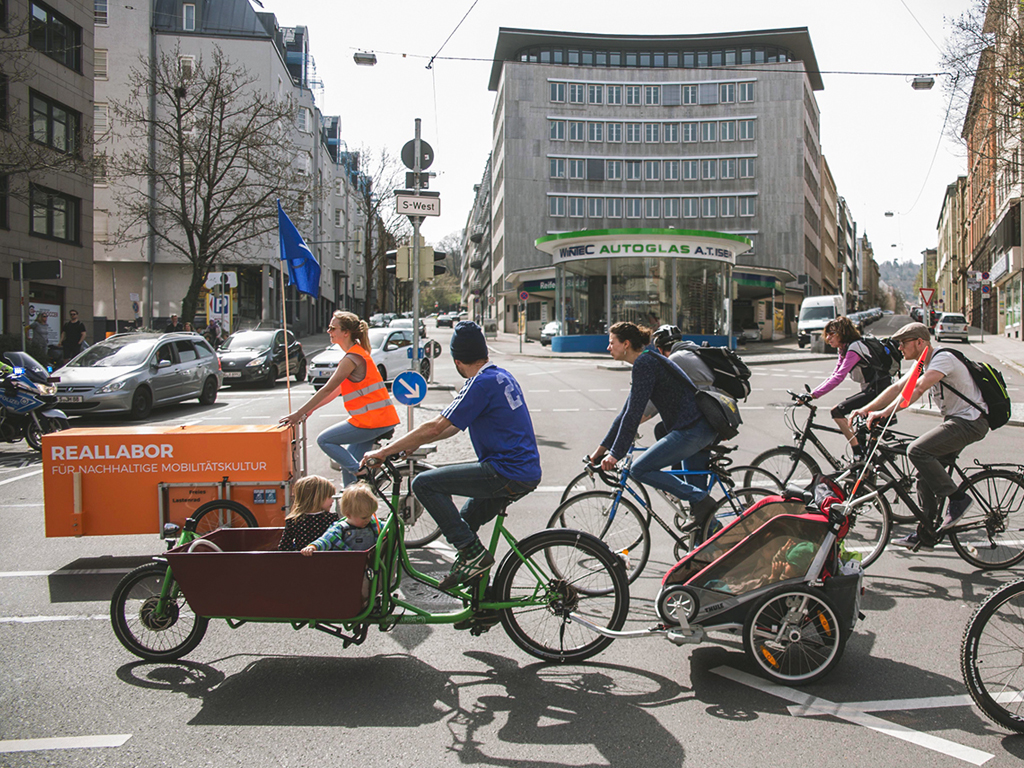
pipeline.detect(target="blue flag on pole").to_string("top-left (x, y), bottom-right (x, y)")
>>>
top-left (278, 200), bottom-right (321, 299)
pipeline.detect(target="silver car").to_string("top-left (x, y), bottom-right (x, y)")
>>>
top-left (54, 333), bottom-right (222, 419)
top-left (935, 313), bottom-right (970, 343)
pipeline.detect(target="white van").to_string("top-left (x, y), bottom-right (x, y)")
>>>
top-left (797, 295), bottom-right (846, 348)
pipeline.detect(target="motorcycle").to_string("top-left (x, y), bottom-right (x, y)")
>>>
top-left (0, 352), bottom-right (70, 452)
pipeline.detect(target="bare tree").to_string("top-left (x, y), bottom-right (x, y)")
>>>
top-left (108, 46), bottom-right (313, 322)
top-left (942, 0), bottom-right (1024, 182)
top-left (352, 146), bottom-right (408, 313)
top-left (434, 229), bottom-right (464, 281)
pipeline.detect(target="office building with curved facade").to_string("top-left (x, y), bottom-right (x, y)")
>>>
top-left (471, 27), bottom-right (827, 346)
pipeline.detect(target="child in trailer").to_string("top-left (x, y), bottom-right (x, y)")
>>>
top-left (277, 475), bottom-right (340, 551)
top-left (301, 482), bottom-right (381, 554)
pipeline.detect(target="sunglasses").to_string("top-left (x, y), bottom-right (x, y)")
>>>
top-left (326, 325), bottom-right (339, 333)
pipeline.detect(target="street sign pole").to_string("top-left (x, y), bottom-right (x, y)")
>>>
top-left (410, 119), bottom-right (424, 431)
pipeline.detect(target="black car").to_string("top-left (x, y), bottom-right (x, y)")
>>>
top-left (436, 312), bottom-right (456, 328)
top-left (218, 329), bottom-right (306, 386)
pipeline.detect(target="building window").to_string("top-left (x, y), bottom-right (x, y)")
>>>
top-left (94, 48), bottom-right (108, 79)
top-left (626, 198), bottom-right (642, 218)
top-left (625, 85), bottom-right (641, 105)
top-left (644, 198), bottom-right (660, 218)
top-left (664, 198), bottom-right (679, 218)
top-left (93, 151), bottom-right (108, 184)
top-left (719, 120), bottom-right (735, 141)
top-left (607, 85), bottom-right (622, 105)
top-left (568, 83), bottom-right (585, 104)
top-left (296, 107), bottom-right (312, 133)
top-left (720, 196), bottom-right (736, 217)
top-left (31, 91), bottom-right (79, 155)
top-left (701, 159), bottom-right (717, 180)
top-left (94, 0), bottom-right (107, 25)
top-left (739, 157), bottom-right (755, 178)
top-left (588, 121), bottom-right (603, 142)
top-left (644, 160), bottom-right (660, 181)
top-left (569, 159), bottom-right (586, 179)
top-left (720, 158), bottom-right (736, 179)
top-left (739, 119), bottom-right (756, 140)
top-left (682, 160), bottom-right (698, 180)
top-left (569, 196), bottom-right (585, 217)
top-left (588, 197), bottom-right (604, 218)
top-left (569, 121), bottom-right (585, 141)
top-left (93, 103), bottom-right (108, 138)
top-left (720, 83), bottom-right (735, 103)
top-left (607, 198), bottom-right (622, 218)
top-left (606, 122), bottom-right (622, 142)
top-left (549, 157), bottom-right (565, 178)
top-left (682, 85), bottom-right (697, 104)
top-left (588, 84), bottom-right (603, 104)
top-left (625, 160), bottom-right (642, 180)
top-left (550, 82), bottom-right (565, 102)
top-left (29, 2), bottom-right (82, 71)
top-left (701, 122), bottom-right (717, 142)
top-left (606, 160), bottom-right (622, 180)
top-left (334, 209), bottom-right (343, 226)
top-left (644, 85), bottom-right (660, 105)
top-left (183, 3), bottom-right (195, 31)
top-left (30, 185), bottom-right (79, 242)
top-left (683, 198), bottom-right (699, 218)
top-left (682, 122), bottom-right (698, 143)
top-left (550, 120), bottom-right (565, 141)
top-left (702, 197), bottom-right (717, 217)
top-left (739, 196), bottom-right (756, 217)
top-left (664, 160), bottom-right (679, 181)
top-left (738, 82), bottom-right (755, 102)
top-left (625, 122), bottom-right (642, 143)
top-left (549, 196), bottom-right (565, 217)
top-left (698, 82), bottom-right (719, 105)
top-left (663, 123), bottom-right (679, 142)
top-left (644, 123), bottom-right (660, 143)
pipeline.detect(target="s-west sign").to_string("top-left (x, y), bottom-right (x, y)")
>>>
top-left (535, 228), bottom-right (752, 266)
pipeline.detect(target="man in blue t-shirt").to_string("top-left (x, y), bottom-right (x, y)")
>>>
top-left (362, 321), bottom-right (541, 590)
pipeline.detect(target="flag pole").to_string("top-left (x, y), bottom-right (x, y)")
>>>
top-left (280, 266), bottom-right (292, 414)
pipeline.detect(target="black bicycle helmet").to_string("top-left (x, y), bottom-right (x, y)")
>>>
top-left (652, 324), bottom-right (682, 348)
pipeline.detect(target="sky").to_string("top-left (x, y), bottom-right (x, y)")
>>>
top-left (263, 0), bottom-right (974, 268)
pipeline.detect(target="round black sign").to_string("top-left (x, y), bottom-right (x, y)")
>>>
top-left (424, 339), bottom-right (442, 359)
top-left (401, 139), bottom-right (434, 171)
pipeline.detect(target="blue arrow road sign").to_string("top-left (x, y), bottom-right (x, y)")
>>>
top-left (392, 371), bottom-right (427, 406)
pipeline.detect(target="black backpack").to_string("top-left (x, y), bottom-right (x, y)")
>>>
top-left (853, 336), bottom-right (902, 383)
top-left (932, 348), bottom-right (1011, 430)
top-left (691, 344), bottom-right (752, 400)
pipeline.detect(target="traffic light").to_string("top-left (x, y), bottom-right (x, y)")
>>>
top-left (385, 247), bottom-right (412, 280)
top-left (419, 248), bottom-right (447, 281)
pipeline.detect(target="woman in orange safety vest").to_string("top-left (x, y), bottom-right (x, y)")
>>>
top-left (282, 311), bottom-right (400, 485)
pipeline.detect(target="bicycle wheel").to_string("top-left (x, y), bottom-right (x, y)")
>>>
top-left (842, 479), bottom-right (891, 569)
top-left (395, 460), bottom-right (441, 548)
top-left (547, 491), bottom-right (650, 584)
top-left (743, 586), bottom-right (846, 685)
top-left (949, 470), bottom-right (1024, 569)
top-left (700, 487), bottom-right (776, 542)
top-left (493, 529), bottom-right (629, 662)
top-left (189, 499), bottom-right (257, 536)
top-left (746, 447), bottom-right (821, 489)
top-left (559, 468), bottom-right (652, 509)
top-left (732, 464), bottom-right (784, 492)
top-left (961, 578), bottom-right (1024, 734)
top-left (110, 562), bottom-right (208, 662)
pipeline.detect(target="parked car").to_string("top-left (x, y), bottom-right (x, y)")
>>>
top-left (436, 312), bottom-right (456, 328)
top-left (738, 325), bottom-right (762, 343)
top-left (934, 312), bottom-right (970, 343)
top-left (53, 333), bottom-right (222, 420)
top-left (218, 329), bottom-right (305, 387)
top-left (306, 328), bottom-right (431, 390)
top-left (388, 317), bottom-right (427, 339)
top-left (368, 313), bottom-right (387, 328)
top-left (539, 321), bottom-right (562, 346)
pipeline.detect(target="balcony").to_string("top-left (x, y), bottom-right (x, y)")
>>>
top-left (469, 228), bottom-right (486, 244)
top-left (469, 258), bottom-right (485, 270)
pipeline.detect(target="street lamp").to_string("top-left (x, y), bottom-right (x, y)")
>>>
top-left (353, 51), bottom-right (377, 67)
top-left (911, 76), bottom-right (935, 91)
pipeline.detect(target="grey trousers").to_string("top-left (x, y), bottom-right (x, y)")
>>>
top-left (906, 415), bottom-right (989, 536)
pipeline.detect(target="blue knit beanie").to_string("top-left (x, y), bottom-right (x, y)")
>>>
top-left (450, 321), bottom-right (488, 362)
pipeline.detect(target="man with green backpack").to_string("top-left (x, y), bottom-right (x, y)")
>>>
top-left (853, 321), bottom-right (1008, 552)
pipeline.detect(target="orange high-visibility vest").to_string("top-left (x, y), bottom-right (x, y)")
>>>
top-left (340, 344), bottom-right (400, 429)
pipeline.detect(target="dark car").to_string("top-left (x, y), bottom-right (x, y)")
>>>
top-left (218, 329), bottom-right (306, 386)
top-left (436, 312), bottom-right (455, 328)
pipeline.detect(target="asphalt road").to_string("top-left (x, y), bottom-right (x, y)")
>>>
top-left (2, 318), bottom-right (1024, 766)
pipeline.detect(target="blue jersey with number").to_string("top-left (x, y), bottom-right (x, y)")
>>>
top-left (442, 363), bottom-right (542, 484)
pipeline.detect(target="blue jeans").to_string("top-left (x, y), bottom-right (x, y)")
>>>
top-left (630, 419), bottom-right (718, 503)
top-left (317, 420), bottom-right (395, 486)
top-left (411, 462), bottom-right (538, 550)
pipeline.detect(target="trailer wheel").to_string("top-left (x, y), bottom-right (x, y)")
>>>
top-left (187, 499), bottom-right (258, 536)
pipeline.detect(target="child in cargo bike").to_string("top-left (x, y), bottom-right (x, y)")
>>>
top-left (300, 482), bottom-right (380, 554)
top-left (277, 475), bottom-right (339, 551)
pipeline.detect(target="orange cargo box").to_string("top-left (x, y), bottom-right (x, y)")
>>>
top-left (42, 424), bottom-right (297, 537)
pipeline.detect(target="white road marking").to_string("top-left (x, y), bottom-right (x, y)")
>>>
top-left (0, 614), bottom-right (108, 624)
top-left (527, 370), bottom-right (559, 376)
top-left (558, 389), bottom-right (578, 392)
top-left (0, 735), bottom-right (131, 753)
top-left (588, 389), bottom-right (611, 392)
top-left (0, 470), bottom-right (42, 487)
top-left (3, 503), bottom-right (43, 508)
top-left (712, 666), bottom-right (993, 765)
top-left (529, 389), bottom-right (550, 393)
top-left (552, 408), bottom-right (580, 412)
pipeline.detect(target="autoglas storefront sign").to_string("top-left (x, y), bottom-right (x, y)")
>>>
top-left (535, 228), bottom-right (751, 266)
